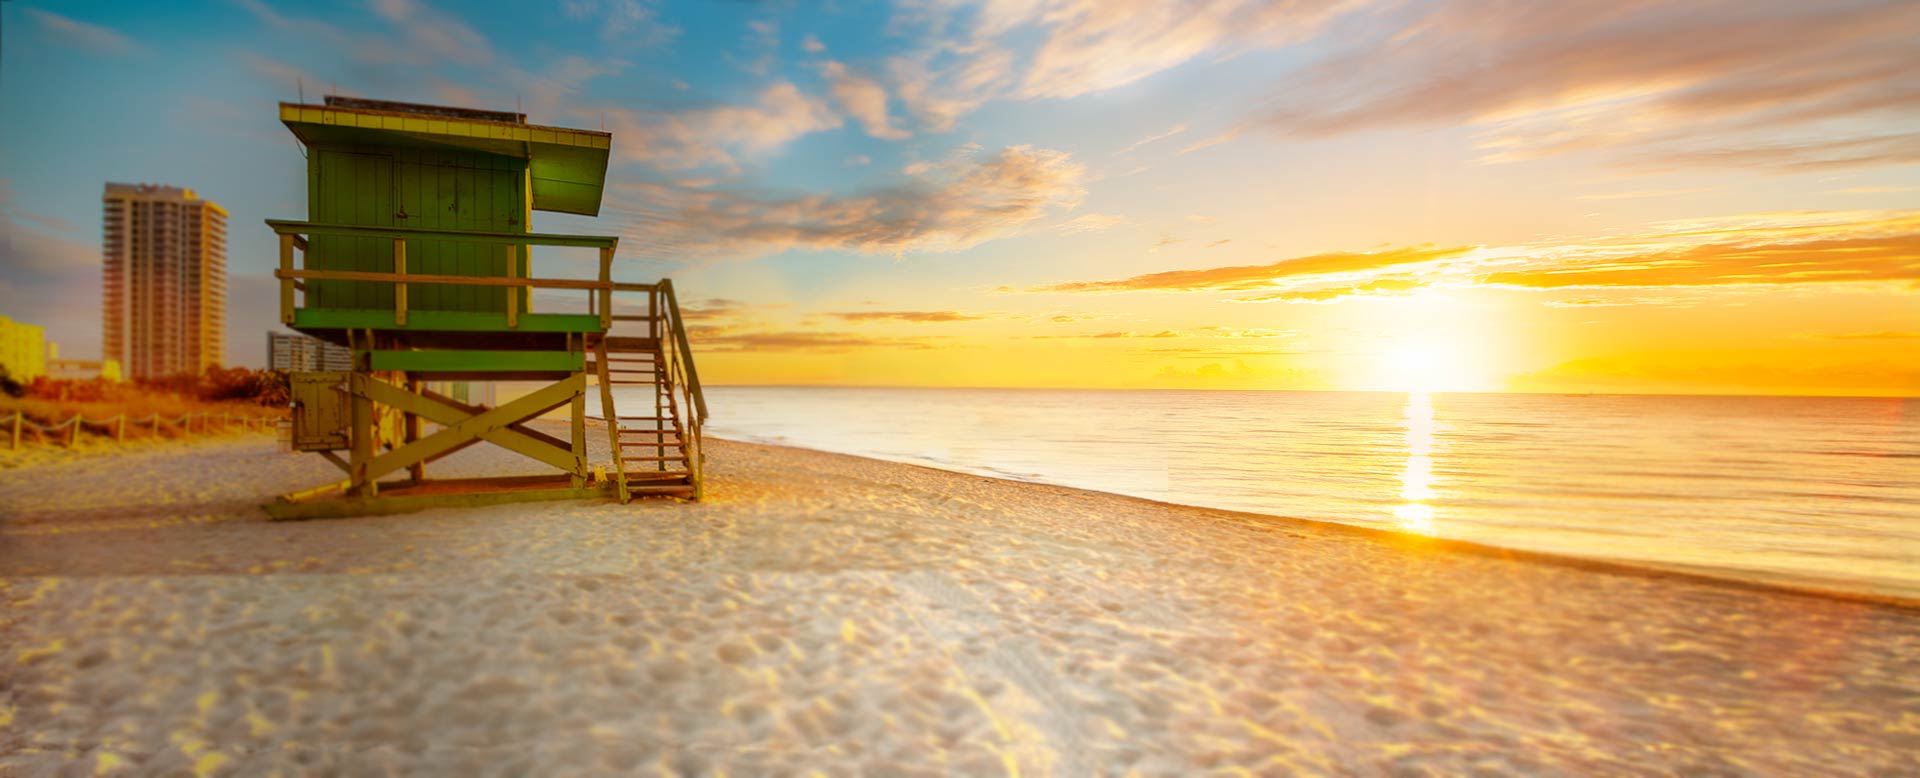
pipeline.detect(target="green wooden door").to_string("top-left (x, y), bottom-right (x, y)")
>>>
top-left (394, 150), bottom-right (528, 313)
top-left (310, 150), bottom-right (395, 311)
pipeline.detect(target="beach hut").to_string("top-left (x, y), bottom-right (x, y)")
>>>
top-left (266, 96), bottom-right (705, 518)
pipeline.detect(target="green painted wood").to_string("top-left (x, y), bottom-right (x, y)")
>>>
top-left (366, 350), bottom-right (583, 372)
top-left (266, 220), bottom-right (618, 248)
top-left (291, 308), bottom-right (603, 333)
top-left (309, 150), bottom-right (395, 310)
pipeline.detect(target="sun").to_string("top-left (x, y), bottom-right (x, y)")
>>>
top-left (1374, 336), bottom-right (1488, 392)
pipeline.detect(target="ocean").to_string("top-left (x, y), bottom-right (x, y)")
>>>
top-left (642, 387), bottom-right (1920, 600)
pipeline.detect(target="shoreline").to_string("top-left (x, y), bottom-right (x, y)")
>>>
top-left (4, 431), bottom-right (1918, 773)
top-left (712, 433), bottom-right (1920, 610)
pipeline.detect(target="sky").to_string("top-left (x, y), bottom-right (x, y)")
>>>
top-left (0, 0), bottom-right (1915, 396)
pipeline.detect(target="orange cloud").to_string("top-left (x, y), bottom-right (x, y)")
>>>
top-left (825, 311), bottom-right (987, 323)
top-left (1033, 245), bottom-right (1472, 293)
top-left (1483, 233), bottom-right (1920, 289)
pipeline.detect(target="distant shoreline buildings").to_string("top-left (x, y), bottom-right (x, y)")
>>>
top-left (103, 183), bottom-right (228, 381)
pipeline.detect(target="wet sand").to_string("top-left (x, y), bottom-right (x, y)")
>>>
top-left (3, 428), bottom-right (1918, 775)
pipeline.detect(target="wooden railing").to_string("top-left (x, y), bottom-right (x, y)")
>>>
top-left (266, 220), bottom-right (621, 328)
top-left (654, 279), bottom-right (707, 495)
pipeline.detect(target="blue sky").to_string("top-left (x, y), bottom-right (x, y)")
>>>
top-left (1, 0), bottom-right (1915, 394)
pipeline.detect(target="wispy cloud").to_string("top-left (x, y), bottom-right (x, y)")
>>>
top-left (823, 311), bottom-right (987, 323)
top-left (1244, 0), bottom-right (1920, 171)
top-left (369, 0), bottom-right (491, 67)
top-left (1034, 245), bottom-right (1474, 293)
top-left (821, 62), bottom-right (910, 140)
top-left (609, 145), bottom-right (1085, 258)
top-left (596, 82), bottom-right (842, 172)
top-left (1484, 212), bottom-right (1920, 289)
top-left (1119, 123), bottom-right (1186, 154)
top-left (25, 8), bottom-right (140, 55)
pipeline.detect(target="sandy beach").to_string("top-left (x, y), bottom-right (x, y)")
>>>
top-left (3, 427), bottom-right (1918, 776)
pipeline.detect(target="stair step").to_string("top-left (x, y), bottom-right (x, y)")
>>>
top-left (609, 315), bottom-right (655, 321)
top-left (601, 336), bottom-right (660, 352)
top-left (623, 470), bottom-right (691, 479)
top-left (622, 455), bottom-right (687, 462)
top-left (626, 484), bottom-right (695, 496)
top-left (607, 381), bottom-right (661, 386)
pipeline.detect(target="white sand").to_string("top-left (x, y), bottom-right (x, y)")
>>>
top-left (3, 426), bottom-right (1918, 776)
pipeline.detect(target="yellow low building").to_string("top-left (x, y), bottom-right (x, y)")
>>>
top-left (0, 315), bottom-right (48, 381)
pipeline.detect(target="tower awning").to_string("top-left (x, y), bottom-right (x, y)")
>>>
top-left (279, 100), bottom-right (613, 216)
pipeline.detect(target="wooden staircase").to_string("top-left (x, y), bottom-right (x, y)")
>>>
top-left (588, 281), bottom-right (707, 502)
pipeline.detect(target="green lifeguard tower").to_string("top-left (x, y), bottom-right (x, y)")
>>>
top-left (266, 96), bottom-right (705, 518)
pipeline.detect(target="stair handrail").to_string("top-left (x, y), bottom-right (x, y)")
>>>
top-left (656, 279), bottom-right (708, 423)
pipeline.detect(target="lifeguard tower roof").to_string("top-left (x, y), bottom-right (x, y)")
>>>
top-left (279, 96), bottom-right (613, 216)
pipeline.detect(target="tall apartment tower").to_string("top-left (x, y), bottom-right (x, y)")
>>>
top-left (102, 183), bottom-right (228, 380)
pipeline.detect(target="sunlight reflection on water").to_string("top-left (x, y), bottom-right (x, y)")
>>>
top-left (1394, 392), bottom-right (1438, 535)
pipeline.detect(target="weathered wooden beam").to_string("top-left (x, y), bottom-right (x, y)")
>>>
top-left (273, 268), bottom-right (608, 291)
top-left (365, 350), bottom-right (583, 373)
top-left (505, 243), bottom-right (519, 329)
top-left (279, 233), bottom-right (296, 324)
top-left (394, 238), bottom-right (408, 327)
top-left (358, 374), bottom-right (584, 483)
top-left (264, 219), bottom-right (619, 248)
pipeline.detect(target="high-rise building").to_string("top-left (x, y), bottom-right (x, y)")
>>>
top-left (102, 183), bottom-right (228, 380)
top-left (0, 314), bottom-right (48, 381)
top-left (267, 331), bottom-right (353, 372)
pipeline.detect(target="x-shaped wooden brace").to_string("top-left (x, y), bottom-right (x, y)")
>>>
top-left (355, 373), bottom-right (586, 485)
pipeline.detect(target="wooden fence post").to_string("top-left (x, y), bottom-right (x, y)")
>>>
top-left (66, 417), bottom-right (78, 448)
top-left (116, 415), bottom-right (126, 442)
top-left (9, 412), bottom-right (18, 450)
top-left (152, 415), bottom-right (160, 438)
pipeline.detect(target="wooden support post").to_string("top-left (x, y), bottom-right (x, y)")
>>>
top-left (406, 375), bottom-right (425, 483)
top-left (349, 373), bottom-right (376, 497)
top-left (394, 238), bottom-right (408, 327)
top-left (598, 246), bottom-right (613, 331)
top-left (10, 412), bottom-right (19, 450)
top-left (280, 233), bottom-right (296, 324)
top-left (152, 414), bottom-right (160, 438)
top-left (570, 378), bottom-right (587, 489)
top-left (67, 418), bottom-right (78, 448)
top-left (505, 243), bottom-right (519, 329)
top-left (116, 415), bottom-right (125, 442)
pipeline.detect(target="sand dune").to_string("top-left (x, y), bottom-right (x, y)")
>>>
top-left (3, 428), bottom-right (1917, 775)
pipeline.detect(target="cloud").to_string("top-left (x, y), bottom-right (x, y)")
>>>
top-left (25, 8), bottom-right (140, 55)
top-left (563, 0), bottom-right (679, 48)
top-left (820, 62), bottom-right (910, 140)
top-left (844, 154), bottom-right (872, 167)
top-left (1054, 212), bottom-right (1127, 234)
top-left (1034, 245), bottom-right (1474, 293)
top-left (1246, 0), bottom-right (1920, 172)
top-left (608, 145), bottom-right (1085, 258)
top-left (1234, 276), bottom-right (1427, 304)
top-left (597, 82), bottom-right (842, 171)
top-left (801, 34), bottom-right (826, 53)
top-left (1119, 123), bottom-right (1187, 154)
top-left (688, 327), bottom-right (938, 353)
top-left (369, 0), bottom-right (491, 67)
top-left (886, 1), bottom-right (1345, 131)
top-left (824, 311), bottom-right (987, 323)
top-left (1808, 331), bottom-right (1920, 341)
top-left (1482, 232), bottom-right (1920, 289)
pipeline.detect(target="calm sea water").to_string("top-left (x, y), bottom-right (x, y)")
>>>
top-left (646, 387), bottom-right (1920, 599)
